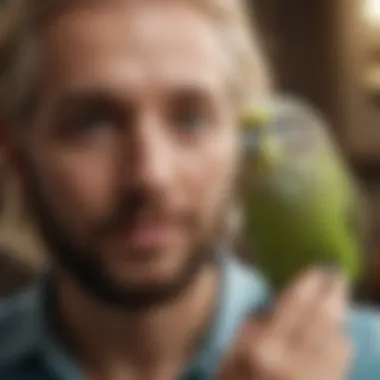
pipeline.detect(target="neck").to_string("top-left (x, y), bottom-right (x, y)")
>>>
top-left (54, 264), bottom-right (220, 379)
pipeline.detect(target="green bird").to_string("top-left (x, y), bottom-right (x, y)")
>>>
top-left (239, 96), bottom-right (367, 292)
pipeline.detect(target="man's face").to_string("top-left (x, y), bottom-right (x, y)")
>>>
top-left (21, 1), bottom-right (239, 307)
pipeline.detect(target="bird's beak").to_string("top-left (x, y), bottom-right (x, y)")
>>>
top-left (240, 108), bottom-right (281, 173)
top-left (254, 136), bottom-right (282, 174)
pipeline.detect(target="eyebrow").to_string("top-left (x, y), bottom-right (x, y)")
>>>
top-left (169, 86), bottom-right (220, 103)
top-left (52, 82), bottom-right (224, 115)
top-left (55, 89), bottom-right (118, 108)
top-left (52, 89), bottom-right (126, 121)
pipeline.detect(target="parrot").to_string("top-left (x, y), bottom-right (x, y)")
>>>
top-left (239, 96), bottom-right (367, 293)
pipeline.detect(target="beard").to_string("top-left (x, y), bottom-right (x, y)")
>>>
top-left (22, 164), bottom-right (224, 311)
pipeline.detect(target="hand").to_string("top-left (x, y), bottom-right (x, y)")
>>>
top-left (217, 268), bottom-right (353, 380)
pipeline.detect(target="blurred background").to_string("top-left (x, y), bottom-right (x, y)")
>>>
top-left (250, 0), bottom-right (380, 302)
top-left (1, 0), bottom-right (380, 301)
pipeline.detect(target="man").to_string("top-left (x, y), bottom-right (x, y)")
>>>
top-left (0, 0), bottom-right (379, 379)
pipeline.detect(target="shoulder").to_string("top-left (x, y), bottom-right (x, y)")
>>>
top-left (223, 256), bottom-right (271, 311)
top-left (0, 285), bottom-right (42, 373)
top-left (0, 286), bottom-right (39, 338)
top-left (190, 256), bottom-right (271, 378)
top-left (213, 257), bottom-right (271, 349)
top-left (348, 306), bottom-right (380, 380)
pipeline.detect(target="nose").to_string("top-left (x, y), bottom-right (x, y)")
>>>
top-left (125, 113), bottom-right (174, 192)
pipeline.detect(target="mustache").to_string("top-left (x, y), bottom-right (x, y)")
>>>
top-left (93, 190), bottom-right (190, 236)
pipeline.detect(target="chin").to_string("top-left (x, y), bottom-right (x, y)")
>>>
top-left (68, 246), bottom-right (205, 309)
top-left (109, 255), bottom-right (186, 287)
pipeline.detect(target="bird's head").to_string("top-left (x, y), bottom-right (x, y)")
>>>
top-left (240, 105), bottom-right (283, 175)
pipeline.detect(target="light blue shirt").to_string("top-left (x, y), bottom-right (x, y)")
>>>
top-left (0, 255), bottom-right (380, 379)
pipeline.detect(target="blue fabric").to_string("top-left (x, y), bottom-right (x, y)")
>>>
top-left (0, 256), bottom-right (379, 379)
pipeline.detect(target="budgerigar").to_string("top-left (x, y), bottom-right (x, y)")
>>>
top-left (240, 96), bottom-right (366, 292)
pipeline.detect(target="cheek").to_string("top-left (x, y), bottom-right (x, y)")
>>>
top-left (181, 133), bottom-right (238, 227)
top-left (33, 148), bottom-right (118, 230)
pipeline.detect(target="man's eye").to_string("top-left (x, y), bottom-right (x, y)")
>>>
top-left (70, 113), bottom-right (110, 135)
top-left (175, 110), bottom-right (207, 133)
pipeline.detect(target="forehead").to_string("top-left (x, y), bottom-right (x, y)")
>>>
top-left (40, 1), bottom-right (231, 99)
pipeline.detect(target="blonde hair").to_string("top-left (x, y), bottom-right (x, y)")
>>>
top-left (0, 0), bottom-right (272, 126)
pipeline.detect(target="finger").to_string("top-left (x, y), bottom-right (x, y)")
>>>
top-left (287, 335), bottom-right (353, 380)
top-left (331, 339), bottom-right (355, 379)
top-left (268, 268), bottom-right (327, 340)
top-left (311, 337), bottom-right (354, 380)
top-left (295, 274), bottom-right (349, 351)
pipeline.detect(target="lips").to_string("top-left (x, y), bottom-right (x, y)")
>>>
top-left (117, 220), bottom-right (180, 250)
